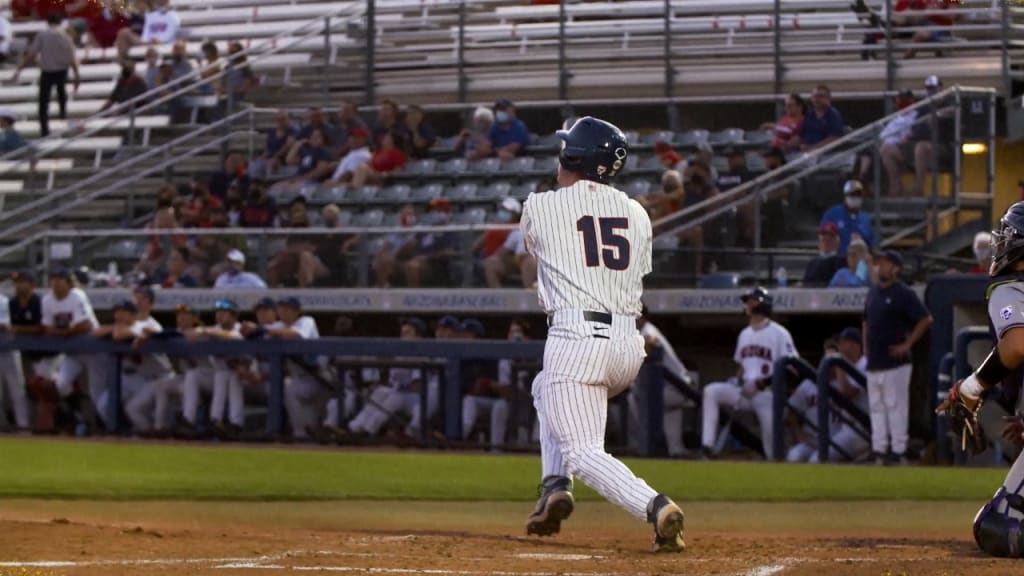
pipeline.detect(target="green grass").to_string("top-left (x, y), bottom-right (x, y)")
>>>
top-left (0, 438), bottom-right (1007, 502)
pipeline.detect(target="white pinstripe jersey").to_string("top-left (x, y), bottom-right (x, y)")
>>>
top-left (521, 180), bottom-right (652, 316)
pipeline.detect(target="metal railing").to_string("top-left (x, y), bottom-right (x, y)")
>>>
top-left (0, 1), bottom-right (367, 174)
top-left (652, 85), bottom-right (997, 272)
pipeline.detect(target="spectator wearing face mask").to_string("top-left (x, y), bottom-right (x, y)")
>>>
top-left (457, 106), bottom-right (495, 161)
top-left (483, 198), bottom-right (536, 288)
top-left (829, 238), bottom-right (873, 287)
top-left (820, 180), bottom-right (875, 255)
top-left (487, 99), bottom-right (531, 160)
top-left (802, 222), bottom-right (846, 286)
top-left (213, 250), bottom-right (267, 289)
top-left (967, 231), bottom-right (993, 275)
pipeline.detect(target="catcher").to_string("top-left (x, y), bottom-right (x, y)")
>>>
top-left (938, 201), bottom-right (1024, 558)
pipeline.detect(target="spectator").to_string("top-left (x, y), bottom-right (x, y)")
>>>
top-left (154, 245), bottom-right (198, 288)
top-left (716, 146), bottom-right (753, 192)
top-left (182, 298), bottom-right (245, 436)
top-left (163, 41), bottom-right (195, 123)
top-left (903, 0), bottom-right (957, 59)
top-left (118, 0), bottom-right (179, 58)
top-left (143, 47), bottom-right (161, 90)
top-left (223, 41), bottom-right (256, 104)
top-left (213, 249), bottom-right (267, 288)
top-left (829, 238), bottom-right (873, 287)
top-left (693, 141), bottom-right (718, 182)
top-left (967, 231), bottom-right (993, 274)
top-left (404, 104), bottom-right (436, 159)
top-left (0, 275), bottom-right (28, 431)
top-left (86, 3), bottom-right (130, 50)
top-left (239, 180), bottom-right (278, 228)
top-left (297, 107), bottom-right (340, 154)
top-left (137, 205), bottom-right (188, 277)
top-left (324, 127), bottom-right (372, 186)
top-left (270, 127), bottom-right (336, 197)
top-left (402, 197), bottom-right (457, 288)
top-left (820, 180), bottom-right (875, 255)
top-left (270, 297), bottom-right (325, 439)
top-left (312, 204), bottom-right (358, 287)
top-left (99, 60), bottom-right (147, 112)
top-left (267, 198), bottom-right (329, 288)
top-left (372, 204), bottom-right (418, 287)
top-left (886, 75), bottom-right (951, 197)
top-left (350, 130), bottom-right (408, 187)
top-left (180, 178), bottom-right (223, 228)
top-left (0, 112), bottom-right (27, 154)
top-left (867, 90), bottom-right (918, 195)
top-left (250, 110), bottom-right (296, 180)
top-left (488, 99), bottom-right (530, 160)
top-left (335, 99), bottom-right (368, 155)
top-left (483, 198), bottom-right (536, 288)
top-left (13, 12), bottom-right (80, 138)
top-left (64, 0), bottom-right (102, 47)
top-left (762, 93), bottom-right (806, 153)
top-left (371, 98), bottom-right (408, 151)
top-left (209, 150), bottom-right (249, 200)
top-left (802, 221), bottom-right (846, 286)
top-left (457, 106), bottom-right (495, 161)
top-left (863, 250), bottom-right (932, 465)
top-left (637, 170), bottom-right (683, 220)
top-left (654, 141), bottom-right (685, 171)
top-left (0, 10), bottom-right (12, 63)
top-left (763, 146), bottom-right (786, 171)
top-left (197, 40), bottom-right (223, 97)
top-left (800, 84), bottom-right (844, 151)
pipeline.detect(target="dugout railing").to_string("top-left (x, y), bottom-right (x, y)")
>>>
top-left (0, 335), bottom-right (669, 456)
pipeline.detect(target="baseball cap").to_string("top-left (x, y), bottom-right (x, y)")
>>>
top-left (350, 126), bottom-right (369, 139)
top-left (876, 249), bottom-right (904, 267)
top-left (494, 98), bottom-right (513, 109)
top-left (897, 89), bottom-right (915, 100)
top-left (11, 270), bottom-right (34, 283)
top-left (213, 298), bottom-right (239, 312)
top-left (49, 266), bottom-right (72, 280)
top-left (653, 140), bottom-right (673, 154)
top-left (277, 296), bottom-right (302, 310)
top-left (438, 315), bottom-right (460, 329)
top-left (430, 197), bottom-right (451, 212)
top-left (175, 303), bottom-right (195, 314)
top-left (113, 299), bottom-right (138, 314)
top-left (924, 75), bottom-right (942, 89)
top-left (819, 221), bottom-right (839, 236)
top-left (402, 317), bottom-right (428, 336)
top-left (839, 327), bottom-right (862, 343)
top-left (460, 318), bottom-right (485, 337)
top-left (254, 297), bottom-right (276, 311)
top-left (500, 197), bottom-right (522, 214)
top-left (226, 249), bottom-right (245, 264)
top-left (133, 285), bottom-right (156, 303)
top-left (843, 180), bottom-right (865, 195)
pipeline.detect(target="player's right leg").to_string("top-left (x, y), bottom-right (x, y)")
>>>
top-left (700, 381), bottom-right (742, 456)
top-left (866, 370), bottom-right (890, 461)
top-left (973, 451), bottom-right (1024, 557)
top-left (527, 371), bottom-right (574, 537)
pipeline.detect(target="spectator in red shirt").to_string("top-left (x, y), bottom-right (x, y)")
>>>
top-left (64, 0), bottom-right (102, 46)
top-left (86, 4), bottom-right (129, 48)
top-left (762, 93), bottom-right (806, 153)
top-left (239, 180), bottom-right (277, 228)
top-left (653, 141), bottom-right (685, 171)
top-left (351, 130), bottom-right (408, 187)
top-left (181, 178), bottom-right (224, 228)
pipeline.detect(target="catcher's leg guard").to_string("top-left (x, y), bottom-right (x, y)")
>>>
top-left (973, 489), bottom-right (1024, 558)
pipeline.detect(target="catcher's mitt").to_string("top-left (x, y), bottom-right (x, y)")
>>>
top-left (937, 380), bottom-right (987, 454)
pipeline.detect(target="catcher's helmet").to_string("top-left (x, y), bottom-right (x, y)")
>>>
top-left (990, 201), bottom-right (1024, 277)
top-left (741, 286), bottom-right (773, 315)
top-left (556, 116), bottom-right (629, 184)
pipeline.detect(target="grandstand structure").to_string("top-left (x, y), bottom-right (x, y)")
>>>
top-left (0, 0), bottom-right (1018, 285)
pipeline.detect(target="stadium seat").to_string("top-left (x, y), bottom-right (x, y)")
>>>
top-left (106, 239), bottom-right (144, 260)
top-left (379, 184), bottom-right (412, 201)
top-left (311, 186), bottom-right (348, 205)
top-left (709, 128), bottom-right (745, 146)
top-left (653, 235), bottom-right (680, 250)
top-left (440, 157), bottom-right (468, 175)
top-left (625, 179), bottom-right (652, 197)
top-left (700, 273), bottom-right (741, 289)
top-left (479, 181), bottom-right (512, 201)
top-left (411, 183), bottom-right (444, 201)
top-left (639, 155), bottom-right (665, 171)
top-left (353, 186), bottom-right (381, 202)
top-left (513, 181), bottom-right (539, 199)
top-left (677, 129), bottom-right (710, 148)
top-left (531, 156), bottom-right (558, 174)
top-left (500, 156), bottom-right (534, 174)
top-left (469, 157), bottom-right (501, 175)
top-left (453, 207), bottom-right (487, 225)
top-left (623, 130), bottom-right (641, 145)
top-left (642, 130), bottom-right (676, 146)
top-left (533, 132), bottom-right (562, 150)
top-left (746, 152), bottom-right (768, 173)
top-left (404, 158), bottom-right (437, 176)
top-left (354, 208), bottom-right (385, 227)
top-left (744, 129), bottom-right (774, 146)
top-left (448, 182), bottom-right (479, 201)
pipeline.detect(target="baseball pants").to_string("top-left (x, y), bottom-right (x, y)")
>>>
top-left (534, 311), bottom-right (658, 522)
top-left (183, 367), bottom-right (244, 427)
top-left (787, 441), bottom-right (816, 463)
top-left (129, 373), bottom-right (182, 431)
top-left (36, 353), bottom-right (112, 429)
top-left (701, 381), bottom-right (775, 459)
top-left (462, 395), bottom-right (509, 448)
top-left (867, 364), bottom-right (913, 455)
top-left (625, 383), bottom-right (689, 457)
top-left (348, 387), bottom-right (418, 436)
top-left (285, 376), bottom-right (326, 438)
top-left (0, 351), bottom-right (29, 429)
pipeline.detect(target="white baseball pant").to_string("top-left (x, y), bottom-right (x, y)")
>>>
top-left (348, 387), bottom-right (417, 436)
top-left (701, 380), bottom-right (775, 459)
top-left (867, 364), bottom-right (913, 455)
top-left (787, 441), bottom-right (816, 463)
top-left (534, 311), bottom-right (658, 522)
top-left (0, 351), bottom-right (29, 429)
top-left (36, 353), bottom-right (112, 429)
top-left (183, 366), bottom-right (244, 427)
top-left (824, 423), bottom-right (871, 462)
top-left (285, 376), bottom-right (325, 438)
top-left (462, 395), bottom-right (509, 448)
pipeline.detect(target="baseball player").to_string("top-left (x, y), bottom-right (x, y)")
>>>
top-left (182, 299), bottom-right (244, 435)
top-left (632, 309), bottom-right (694, 458)
top-left (521, 116), bottom-right (685, 552)
top-left (463, 320), bottom-right (512, 449)
top-left (700, 287), bottom-right (798, 461)
top-left (271, 297), bottom-right (326, 439)
top-left (0, 287), bottom-right (29, 431)
top-left (938, 201), bottom-right (1024, 558)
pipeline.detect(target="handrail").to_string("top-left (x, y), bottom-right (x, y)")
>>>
top-left (0, 108), bottom-right (250, 250)
top-left (652, 85), bottom-right (996, 239)
top-left (0, 2), bottom-right (365, 173)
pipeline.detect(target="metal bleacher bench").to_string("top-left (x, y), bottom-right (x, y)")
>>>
top-left (0, 159), bottom-right (74, 192)
top-left (15, 116), bottom-right (170, 145)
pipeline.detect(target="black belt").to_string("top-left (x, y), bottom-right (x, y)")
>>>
top-left (547, 311), bottom-right (641, 330)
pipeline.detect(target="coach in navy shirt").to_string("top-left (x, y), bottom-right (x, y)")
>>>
top-left (488, 99), bottom-right (531, 160)
top-left (801, 84), bottom-right (845, 151)
top-left (862, 250), bottom-right (932, 465)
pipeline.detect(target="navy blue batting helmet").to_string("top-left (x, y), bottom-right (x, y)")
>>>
top-left (991, 201), bottom-right (1024, 277)
top-left (741, 286), bottom-right (773, 316)
top-left (556, 116), bottom-right (629, 184)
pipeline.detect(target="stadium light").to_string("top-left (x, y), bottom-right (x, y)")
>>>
top-left (961, 142), bottom-right (987, 155)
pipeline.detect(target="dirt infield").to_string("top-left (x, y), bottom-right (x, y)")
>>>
top-left (0, 500), bottom-right (1017, 576)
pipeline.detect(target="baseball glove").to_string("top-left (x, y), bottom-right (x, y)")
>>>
top-left (937, 380), bottom-right (987, 454)
top-left (1003, 414), bottom-right (1024, 448)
